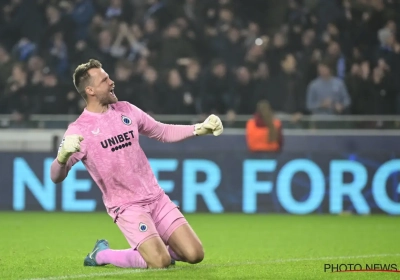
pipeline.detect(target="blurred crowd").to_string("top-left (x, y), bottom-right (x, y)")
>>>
top-left (1, 0), bottom-right (400, 124)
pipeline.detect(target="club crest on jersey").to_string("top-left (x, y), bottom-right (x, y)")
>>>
top-left (121, 115), bottom-right (132, 126)
top-left (139, 223), bottom-right (148, 232)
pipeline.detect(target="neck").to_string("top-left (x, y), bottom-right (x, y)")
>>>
top-left (284, 69), bottom-right (295, 74)
top-left (188, 74), bottom-right (197, 80)
top-left (86, 101), bottom-right (109, 113)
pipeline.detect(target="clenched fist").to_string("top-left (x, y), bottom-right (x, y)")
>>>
top-left (194, 114), bottom-right (223, 136)
top-left (57, 134), bottom-right (84, 164)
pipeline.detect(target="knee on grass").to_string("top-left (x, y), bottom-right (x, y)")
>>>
top-left (184, 246), bottom-right (204, 264)
top-left (147, 253), bottom-right (171, 268)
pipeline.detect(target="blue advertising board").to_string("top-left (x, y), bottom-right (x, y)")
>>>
top-left (1, 135), bottom-right (399, 214)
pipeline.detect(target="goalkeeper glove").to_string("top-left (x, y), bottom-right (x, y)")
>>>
top-left (57, 134), bottom-right (84, 164)
top-left (194, 114), bottom-right (223, 136)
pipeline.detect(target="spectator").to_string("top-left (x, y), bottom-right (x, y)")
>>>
top-left (27, 55), bottom-right (45, 91)
top-left (245, 100), bottom-right (283, 153)
top-left (244, 22), bottom-right (261, 49)
top-left (346, 61), bottom-right (370, 115)
top-left (88, 14), bottom-right (106, 43)
top-left (216, 7), bottom-right (239, 33)
top-left (174, 17), bottom-right (198, 50)
top-left (71, 40), bottom-right (99, 71)
top-left (37, 68), bottom-right (72, 115)
top-left (159, 24), bottom-right (196, 68)
top-left (253, 62), bottom-right (273, 104)
top-left (3, 63), bottom-right (34, 120)
top-left (0, 0), bottom-right (400, 121)
top-left (162, 69), bottom-right (196, 114)
top-left (182, 59), bottom-right (202, 112)
top-left (0, 0), bottom-right (43, 49)
top-left (269, 53), bottom-right (307, 116)
top-left (244, 43), bottom-right (266, 73)
top-left (366, 65), bottom-right (396, 115)
top-left (95, 29), bottom-right (117, 70)
top-left (142, 17), bottom-right (162, 55)
top-left (266, 32), bottom-right (288, 77)
top-left (139, 66), bottom-right (163, 114)
top-left (0, 45), bottom-right (14, 92)
top-left (306, 60), bottom-right (351, 115)
top-left (200, 59), bottom-right (234, 115)
top-left (40, 5), bottom-right (75, 51)
top-left (126, 23), bottom-right (150, 62)
top-left (65, 0), bottom-right (95, 41)
top-left (46, 33), bottom-right (70, 78)
top-left (113, 60), bottom-right (139, 106)
top-left (11, 38), bottom-right (37, 62)
top-left (325, 41), bottom-right (346, 79)
top-left (104, 0), bottom-right (134, 23)
top-left (218, 26), bottom-right (245, 69)
top-left (233, 66), bottom-right (257, 114)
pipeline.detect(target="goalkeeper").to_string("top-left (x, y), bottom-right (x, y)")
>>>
top-left (50, 59), bottom-right (223, 269)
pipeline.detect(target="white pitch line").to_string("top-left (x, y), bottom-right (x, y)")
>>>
top-left (25, 253), bottom-right (400, 280)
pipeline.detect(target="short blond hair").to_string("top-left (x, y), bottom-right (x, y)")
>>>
top-left (72, 59), bottom-right (102, 99)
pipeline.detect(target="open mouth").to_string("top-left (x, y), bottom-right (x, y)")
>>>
top-left (110, 88), bottom-right (115, 95)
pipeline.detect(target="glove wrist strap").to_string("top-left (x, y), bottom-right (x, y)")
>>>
top-left (57, 152), bottom-right (71, 165)
top-left (193, 124), bottom-right (200, 136)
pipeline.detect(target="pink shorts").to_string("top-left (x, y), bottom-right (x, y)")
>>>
top-left (114, 193), bottom-right (188, 249)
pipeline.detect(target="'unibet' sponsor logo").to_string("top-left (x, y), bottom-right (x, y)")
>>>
top-left (100, 130), bottom-right (134, 151)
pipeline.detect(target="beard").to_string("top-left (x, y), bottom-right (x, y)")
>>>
top-left (99, 90), bottom-right (118, 105)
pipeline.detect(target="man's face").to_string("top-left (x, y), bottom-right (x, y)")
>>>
top-left (282, 55), bottom-right (296, 73)
top-left (327, 42), bottom-right (340, 56)
top-left (115, 66), bottom-right (132, 81)
top-left (237, 67), bottom-right (250, 84)
top-left (144, 68), bottom-right (157, 83)
top-left (213, 64), bottom-right (226, 77)
top-left (318, 64), bottom-right (331, 77)
top-left (167, 26), bottom-right (180, 38)
top-left (87, 68), bottom-right (117, 105)
top-left (43, 74), bottom-right (57, 87)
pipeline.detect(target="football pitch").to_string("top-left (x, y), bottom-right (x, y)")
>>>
top-left (1, 213), bottom-right (399, 280)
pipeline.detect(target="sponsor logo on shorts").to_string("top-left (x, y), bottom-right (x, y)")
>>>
top-left (139, 222), bottom-right (148, 232)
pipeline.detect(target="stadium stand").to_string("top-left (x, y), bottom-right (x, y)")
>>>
top-left (0, 0), bottom-right (400, 129)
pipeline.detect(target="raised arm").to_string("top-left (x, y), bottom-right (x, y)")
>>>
top-left (137, 108), bottom-right (196, 143)
top-left (50, 134), bottom-right (85, 183)
top-left (130, 103), bottom-right (223, 142)
top-left (51, 157), bottom-right (76, 184)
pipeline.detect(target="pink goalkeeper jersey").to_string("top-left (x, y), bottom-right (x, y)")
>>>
top-left (50, 101), bottom-right (195, 214)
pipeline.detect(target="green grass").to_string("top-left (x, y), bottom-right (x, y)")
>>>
top-left (0, 213), bottom-right (399, 280)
